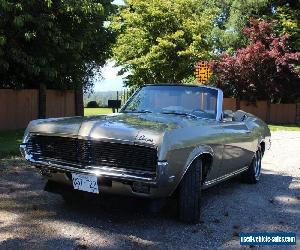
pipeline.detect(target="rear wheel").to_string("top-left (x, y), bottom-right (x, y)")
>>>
top-left (178, 158), bottom-right (202, 223)
top-left (242, 147), bottom-right (262, 184)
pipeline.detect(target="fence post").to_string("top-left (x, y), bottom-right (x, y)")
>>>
top-left (75, 87), bottom-right (84, 116)
top-left (116, 91), bottom-right (119, 112)
top-left (235, 98), bottom-right (240, 110)
top-left (296, 103), bottom-right (300, 125)
top-left (266, 100), bottom-right (271, 123)
top-left (38, 83), bottom-right (47, 119)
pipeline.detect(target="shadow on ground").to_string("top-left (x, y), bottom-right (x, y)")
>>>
top-left (0, 158), bottom-right (299, 249)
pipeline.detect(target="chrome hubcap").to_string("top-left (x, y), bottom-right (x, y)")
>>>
top-left (254, 150), bottom-right (261, 179)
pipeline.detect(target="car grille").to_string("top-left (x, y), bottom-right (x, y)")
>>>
top-left (27, 135), bottom-right (157, 172)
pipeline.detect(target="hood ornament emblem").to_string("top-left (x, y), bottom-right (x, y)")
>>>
top-left (135, 133), bottom-right (154, 143)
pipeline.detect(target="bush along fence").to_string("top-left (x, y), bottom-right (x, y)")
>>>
top-left (0, 89), bottom-right (82, 131)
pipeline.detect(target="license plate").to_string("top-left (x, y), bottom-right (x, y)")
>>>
top-left (71, 173), bottom-right (99, 194)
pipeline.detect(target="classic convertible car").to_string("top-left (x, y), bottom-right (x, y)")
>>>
top-left (20, 84), bottom-right (271, 223)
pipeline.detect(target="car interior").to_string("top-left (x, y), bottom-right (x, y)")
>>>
top-left (223, 110), bottom-right (248, 122)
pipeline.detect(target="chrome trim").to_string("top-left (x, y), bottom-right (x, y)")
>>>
top-left (28, 133), bottom-right (157, 149)
top-left (156, 161), bottom-right (170, 186)
top-left (120, 84), bottom-right (224, 121)
top-left (203, 166), bottom-right (248, 187)
top-left (20, 141), bottom-right (169, 186)
top-left (258, 137), bottom-right (271, 152)
top-left (47, 162), bottom-right (155, 183)
top-left (27, 157), bottom-right (157, 183)
top-left (29, 132), bottom-right (78, 139)
top-left (19, 143), bottom-right (27, 158)
top-left (216, 89), bottom-right (223, 121)
top-left (119, 88), bottom-right (140, 112)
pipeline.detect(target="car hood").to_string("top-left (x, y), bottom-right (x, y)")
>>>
top-left (27, 113), bottom-right (202, 146)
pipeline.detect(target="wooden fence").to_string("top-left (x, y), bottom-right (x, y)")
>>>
top-left (0, 89), bottom-right (78, 131)
top-left (121, 89), bottom-right (299, 124)
top-left (223, 98), bottom-right (298, 124)
top-left (0, 89), bottom-right (298, 131)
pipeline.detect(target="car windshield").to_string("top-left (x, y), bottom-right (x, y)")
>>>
top-left (121, 85), bottom-right (218, 119)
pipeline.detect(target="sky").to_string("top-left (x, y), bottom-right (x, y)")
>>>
top-left (93, 0), bottom-right (125, 92)
top-left (113, 0), bottom-right (125, 5)
top-left (93, 61), bottom-right (126, 92)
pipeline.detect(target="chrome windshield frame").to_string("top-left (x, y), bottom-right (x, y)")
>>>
top-left (120, 84), bottom-right (224, 121)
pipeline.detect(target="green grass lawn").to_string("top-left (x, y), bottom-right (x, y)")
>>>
top-left (268, 124), bottom-right (300, 132)
top-left (84, 107), bottom-right (113, 116)
top-left (0, 129), bottom-right (24, 158)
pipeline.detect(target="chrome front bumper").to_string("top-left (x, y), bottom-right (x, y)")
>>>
top-left (20, 143), bottom-right (174, 197)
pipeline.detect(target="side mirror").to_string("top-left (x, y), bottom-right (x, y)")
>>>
top-left (223, 110), bottom-right (234, 121)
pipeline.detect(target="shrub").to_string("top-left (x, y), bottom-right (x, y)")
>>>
top-left (86, 101), bottom-right (99, 108)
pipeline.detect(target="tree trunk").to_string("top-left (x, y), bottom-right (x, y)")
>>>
top-left (38, 83), bottom-right (47, 119)
top-left (75, 87), bottom-right (84, 116)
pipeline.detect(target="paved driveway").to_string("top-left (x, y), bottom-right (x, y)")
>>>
top-left (0, 131), bottom-right (299, 249)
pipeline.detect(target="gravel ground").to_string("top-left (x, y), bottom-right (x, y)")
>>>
top-left (0, 131), bottom-right (299, 250)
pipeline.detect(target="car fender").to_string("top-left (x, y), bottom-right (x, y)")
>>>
top-left (170, 144), bottom-right (214, 195)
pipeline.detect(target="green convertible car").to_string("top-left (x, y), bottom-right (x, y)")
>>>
top-left (20, 84), bottom-right (271, 223)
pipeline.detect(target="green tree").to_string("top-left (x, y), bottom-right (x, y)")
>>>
top-left (210, 0), bottom-right (300, 54)
top-left (111, 0), bottom-right (221, 87)
top-left (111, 0), bottom-right (274, 87)
top-left (211, 0), bottom-right (270, 54)
top-left (112, 0), bottom-right (300, 89)
top-left (271, 1), bottom-right (300, 51)
top-left (0, 0), bottom-right (115, 91)
top-left (211, 19), bottom-right (300, 103)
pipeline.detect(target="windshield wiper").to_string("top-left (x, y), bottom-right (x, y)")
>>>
top-left (123, 109), bottom-right (152, 113)
top-left (161, 111), bottom-right (198, 119)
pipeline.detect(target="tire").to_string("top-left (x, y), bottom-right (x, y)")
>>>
top-left (178, 158), bottom-right (202, 223)
top-left (242, 147), bottom-right (262, 184)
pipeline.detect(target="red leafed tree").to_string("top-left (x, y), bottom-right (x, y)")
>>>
top-left (211, 18), bottom-right (300, 103)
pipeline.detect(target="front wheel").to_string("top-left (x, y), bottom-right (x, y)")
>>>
top-left (242, 147), bottom-right (262, 184)
top-left (178, 159), bottom-right (202, 223)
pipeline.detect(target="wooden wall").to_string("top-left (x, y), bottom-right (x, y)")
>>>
top-left (223, 98), bottom-right (297, 124)
top-left (0, 89), bottom-right (76, 131)
top-left (270, 103), bottom-right (296, 124)
top-left (46, 90), bottom-right (76, 118)
top-left (0, 90), bottom-right (298, 131)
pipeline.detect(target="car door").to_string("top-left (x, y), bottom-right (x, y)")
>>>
top-left (219, 120), bottom-right (256, 175)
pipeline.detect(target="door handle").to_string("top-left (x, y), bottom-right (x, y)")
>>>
top-left (245, 131), bottom-right (251, 134)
